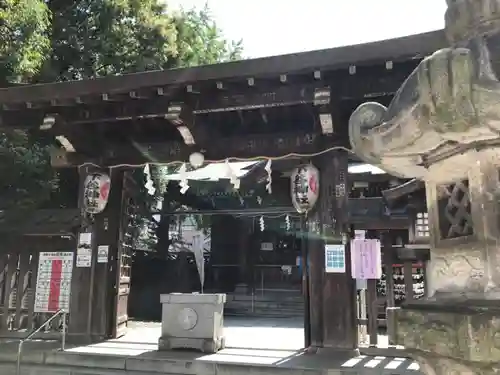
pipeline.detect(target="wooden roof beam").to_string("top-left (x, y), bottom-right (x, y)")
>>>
top-left (0, 31), bottom-right (446, 106)
top-left (0, 63), bottom-right (418, 126)
top-left (49, 130), bottom-right (328, 168)
top-left (38, 113), bottom-right (92, 155)
top-left (165, 103), bottom-right (210, 148)
top-left (194, 68), bottom-right (414, 114)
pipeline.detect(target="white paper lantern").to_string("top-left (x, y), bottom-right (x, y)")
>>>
top-left (83, 172), bottom-right (111, 214)
top-left (290, 164), bottom-right (319, 213)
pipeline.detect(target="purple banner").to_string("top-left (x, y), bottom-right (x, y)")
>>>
top-left (350, 239), bottom-right (382, 280)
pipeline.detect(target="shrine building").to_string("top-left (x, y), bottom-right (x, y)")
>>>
top-left (0, 30), bottom-right (444, 351)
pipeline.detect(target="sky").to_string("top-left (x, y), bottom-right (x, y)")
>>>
top-left (168, 0), bottom-right (447, 58)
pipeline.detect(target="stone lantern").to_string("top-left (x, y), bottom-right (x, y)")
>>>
top-left (349, 1), bottom-right (500, 374)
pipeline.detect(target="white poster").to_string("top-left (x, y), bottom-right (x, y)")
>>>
top-left (97, 245), bottom-right (109, 263)
top-left (34, 252), bottom-right (73, 313)
top-left (76, 247), bottom-right (92, 267)
top-left (325, 244), bottom-right (346, 273)
top-left (354, 230), bottom-right (366, 240)
top-left (78, 232), bottom-right (92, 246)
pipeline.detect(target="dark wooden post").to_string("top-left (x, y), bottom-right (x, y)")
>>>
top-left (366, 278), bottom-right (378, 346)
top-left (68, 166), bottom-right (126, 343)
top-left (307, 150), bottom-right (357, 352)
top-left (301, 215), bottom-right (311, 348)
top-left (237, 219), bottom-right (249, 292)
top-left (382, 233), bottom-right (397, 344)
top-left (403, 261), bottom-right (414, 301)
top-left (68, 166), bottom-right (96, 344)
top-left (92, 167), bottom-right (125, 340)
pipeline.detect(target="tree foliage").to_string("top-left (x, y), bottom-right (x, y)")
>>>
top-left (172, 5), bottom-right (243, 67)
top-left (39, 1), bottom-right (242, 81)
top-left (0, 130), bottom-right (57, 209)
top-left (0, 1), bottom-right (243, 212)
top-left (40, 0), bottom-right (178, 81)
top-left (0, 0), bottom-right (51, 83)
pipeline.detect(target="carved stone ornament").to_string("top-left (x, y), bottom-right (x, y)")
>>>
top-left (351, 2), bottom-right (500, 374)
top-left (290, 164), bottom-right (319, 214)
top-left (349, 0), bottom-right (500, 181)
top-left (83, 172), bottom-right (111, 214)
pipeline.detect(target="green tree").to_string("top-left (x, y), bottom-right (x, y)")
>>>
top-left (172, 4), bottom-right (243, 67)
top-left (0, 130), bottom-right (57, 210)
top-left (39, 0), bottom-right (178, 81)
top-left (0, 0), bottom-right (56, 211)
top-left (0, 0), bottom-right (51, 84)
top-left (38, 1), bottom-right (242, 82)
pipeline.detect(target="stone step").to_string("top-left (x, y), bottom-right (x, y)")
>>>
top-left (225, 305), bottom-right (305, 317)
top-left (229, 294), bottom-right (303, 303)
top-left (225, 311), bottom-right (304, 318)
top-left (0, 345), bottom-right (422, 375)
top-left (226, 301), bottom-right (304, 309)
top-left (225, 306), bottom-right (304, 317)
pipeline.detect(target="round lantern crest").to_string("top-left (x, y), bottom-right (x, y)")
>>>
top-left (83, 172), bottom-right (111, 214)
top-left (290, 164), bottom-right (319, 214)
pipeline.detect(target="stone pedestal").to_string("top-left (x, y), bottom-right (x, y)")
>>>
top-left (396, 299), bottom-right (500, 375)
top-left (347, 0), bottom-right (500, 369)
top-left (158, 293), bottom-right (226, 353)
top-left (394, 151), bottom-right (500, 374)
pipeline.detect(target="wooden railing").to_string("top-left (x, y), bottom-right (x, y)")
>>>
top-left (357, 259), bottom-right (427, 349)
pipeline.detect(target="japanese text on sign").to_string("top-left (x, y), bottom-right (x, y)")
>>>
top-left (350, 239), bottom-right (382, 280)
top-left (34, 252), bottom-right (73, 313)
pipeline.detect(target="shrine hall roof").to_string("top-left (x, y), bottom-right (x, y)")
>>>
top-left (0, 30), bottom-right (446, 105)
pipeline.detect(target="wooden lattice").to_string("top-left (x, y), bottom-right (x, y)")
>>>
top-left (437, 180), bottom-right (473, 239)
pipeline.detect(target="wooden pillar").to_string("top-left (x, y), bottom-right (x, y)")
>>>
top-left (382, 233), bottom-right (397, 344)
top-left (301, 216), bottom-right (311, 348)
top-left (92, 168), bottom-right (126, 339)
top-left (366, 278), bottom-right (378, 346)
top-left (68, 166), bottom-right (96, 343)
top-left (307, 150), bottom-right (357, 352)
top-left (403, 261), bottom-right (414, 301)
top-left (236, 219), bottom-right (249, 291)
top-left (68, 166), bottom-right (126, 343)
top-left (248, 219), bottom-right (257, 294)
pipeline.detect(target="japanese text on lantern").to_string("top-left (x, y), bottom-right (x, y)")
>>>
top-left (34, 252), bottom-right (73, 313)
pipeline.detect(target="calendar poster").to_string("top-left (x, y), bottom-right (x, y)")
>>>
top-left (325, 244), bottom-right (346, 273)
top-left (34, 252), bottom-right (73, 313)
